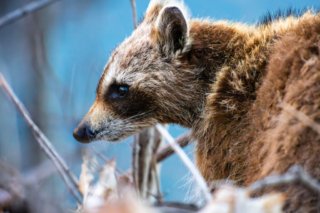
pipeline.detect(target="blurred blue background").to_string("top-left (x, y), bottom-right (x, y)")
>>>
top-left (0, 0), bottom-right (319, 211)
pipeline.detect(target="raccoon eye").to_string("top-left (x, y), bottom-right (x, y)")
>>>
top-left (109, 84), bottom-right (129, 99)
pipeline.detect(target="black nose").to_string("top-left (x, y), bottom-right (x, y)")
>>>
top-left (73, 122), bottom-right (96, 143)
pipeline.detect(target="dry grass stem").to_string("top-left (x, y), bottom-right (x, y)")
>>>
top-left (0, 0), bottom-right (61, 28)
top-left (0, 73), bottom-right (82, 203)
top-left (249, 165), bottom-right (320, 194)
top-left (156, 132), bottom-right (192, 162)
top-left (129, 0), bottom-right (138, 29)
top-left (155, 124), bottom-right (212, 203)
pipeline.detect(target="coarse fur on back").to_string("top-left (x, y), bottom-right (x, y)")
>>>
top-left (257, 7), bottom-right (318, 25)
top-left (73, 1), bottom-right (320, 212)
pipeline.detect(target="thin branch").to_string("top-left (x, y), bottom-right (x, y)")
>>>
top-left (249, 165), bottom-right (320, 194)
top-left (281, 102), bottom-right (320, 135)
top-left (0, 0), bottom-right (60, 29)
top-left (129, 0), bottom-right (138, 29)
top-left (132, 134), bottom-right (140, 194)
top-left (23, 148), bottom-right (80, 185)
top-left (156, 132), bottom-right (192, 162)
top-left (132, 128), bottom-right (162, 201)
top-left (0, 73), bottom-right (82, 203)
top-left (140, 131), bottom-right (155, 199)
top-left (150, 159), bottom-right (163, 202)
top-left (155, 124), bottom-right (212, 203)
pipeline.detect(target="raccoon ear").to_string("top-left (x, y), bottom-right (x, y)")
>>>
top-left (156, 6), bottom-right (188, 56)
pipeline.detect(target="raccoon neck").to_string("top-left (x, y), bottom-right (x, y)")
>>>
top-left (186, 20), bottom-right (250, 80)
top-left (176, 18), bottom-right (303, 128)
top-left (179, 20), bottom-right (262, 127)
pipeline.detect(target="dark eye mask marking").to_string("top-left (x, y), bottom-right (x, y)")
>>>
top-left (105, 84), bottom-right (156, 118)
top-left (108, 84), bottom-right (129, 99)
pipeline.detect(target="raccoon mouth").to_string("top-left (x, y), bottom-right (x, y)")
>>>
top-left (94, 129), bottom-right (125, 142)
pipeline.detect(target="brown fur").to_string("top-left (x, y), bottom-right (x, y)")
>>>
top-left (193, 13), bottom-right (320, 212)
top-left (74, 1), bottom-right (320, 211)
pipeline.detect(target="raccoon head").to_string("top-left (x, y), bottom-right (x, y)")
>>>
top-left (73, 0), bottom-right (205, 143)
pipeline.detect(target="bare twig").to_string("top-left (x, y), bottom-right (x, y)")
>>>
top-left (249, 165), bottom-right (320, 194)
top-left (23, 148), bottom-right (80, 185)
top-left (132, 134), bottom-right (140, 192)
top-left (0, 73), bottom-right (82, 203)
top-left (156, 132), bottom-right (192, 162)
top-left (0, 0), bottom-right (60, 29)
top-left (155, 124), bottom-right (212, 203)
top-left (132, 128), bottom-right (162, 201)
top-left (281, 102), bottom-right (320, 135)
top-left (129, 0), bottom-right (138, 29)
top-left (138, 131), bottom-right (155, 199)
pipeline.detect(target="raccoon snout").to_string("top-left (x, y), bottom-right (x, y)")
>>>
top-left (73, 122), bottom-right (96, 143)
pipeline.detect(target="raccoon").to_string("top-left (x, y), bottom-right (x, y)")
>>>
top-left (74, 1), bottom-right (320, 211)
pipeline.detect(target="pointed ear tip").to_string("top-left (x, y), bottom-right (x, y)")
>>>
top-left (159, 6), bottom-right (188, 31)
top-left (164, 6), bottom-right (180, 12)
top-left (162, 6), bottom-right (185, 18)
top-left (163, 3), bottom-right (190, 21)
top-left (146, 0), bottom-right (190, 23)
top-left (160, 4), bottom-right (189, 21)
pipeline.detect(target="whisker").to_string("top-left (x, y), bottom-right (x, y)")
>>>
top-left (124, 109), bottom-right (155, 121)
